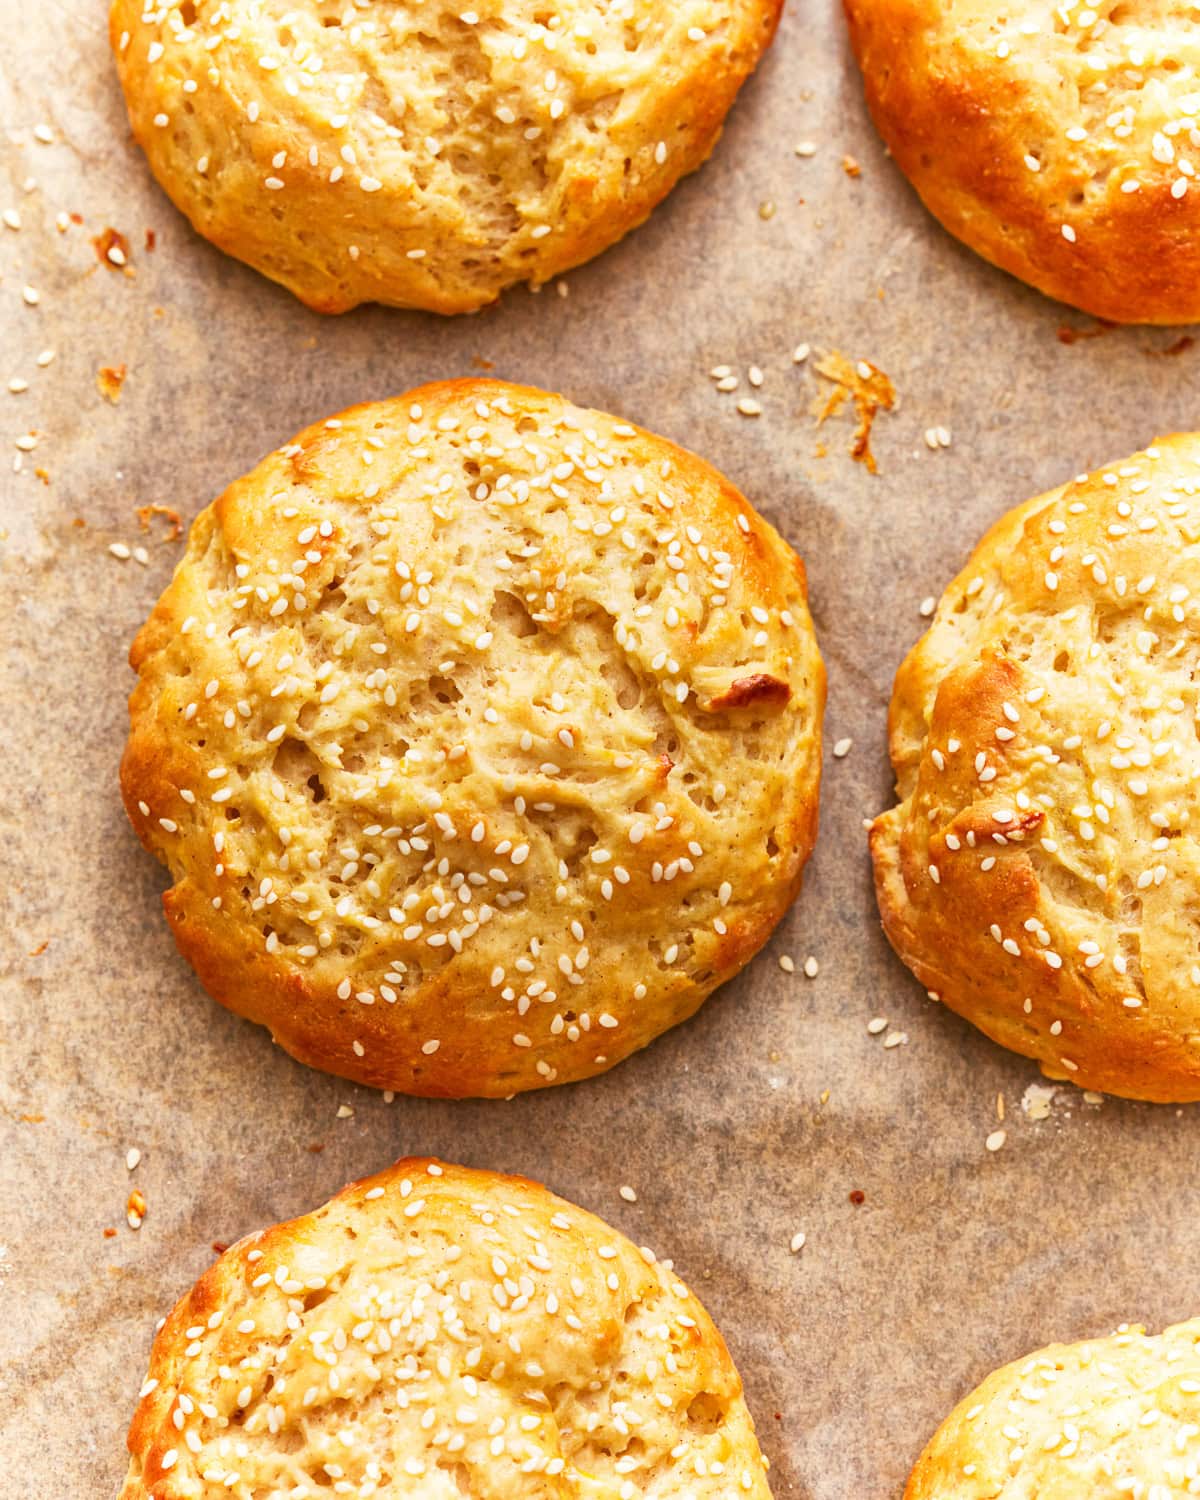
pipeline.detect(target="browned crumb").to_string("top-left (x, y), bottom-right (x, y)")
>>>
top-left (19, 1113), bottom-right (44, 1124)
top-left (842, 155), bottom-right (862, 178)
top-left (136, 503), bottom-right (182, 541)
top-left (92, 227), bottom-right (133, 272)
top-left (1156, 334), bottom-right (1196, 357)
top-left (127, 1188), bottom-right (147, 1229)
top-left (28, 939), bottom-right (49, 956)
top-left (34, 466), bottom-right (50, 485)
top-left (813, 351), bottom-right (896, 474)
top-left (144, 228), bottom-right (157, 252)
top-left (97, 364), bottom-right (127, 404)
top-left (103, 1227), bottom-right (118, 1239)
top-left (849, 1189), bottom-right (866, 1205)
top-left (212, 1240), bottom-right (229, 1254)
top-left (471, 356), bottom-right (496, 371)
top-left (1057, 320), bottom-right (1115, 344)
top-left (307, 1142), bottom-right (326, 1153)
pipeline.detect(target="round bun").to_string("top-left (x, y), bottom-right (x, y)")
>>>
top-left (907, 1317), bottom-right (1200, 1500)
top-left (109, 0), bottom-right (780, 315)
top-left (118, 1157), bottom-right (773, 1499)
top-left (121, 379), bottom-right (824, 1097)
top-left (871, 434), bottom-right (1200, 1102)
top-left (844, 0), bottom-right (1200, 323)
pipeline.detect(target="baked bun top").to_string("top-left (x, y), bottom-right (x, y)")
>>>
top-left (844, 0), bottom-right (1200, 323)
top-left (121, 379), bottom-right (824, 1097)
top-left (109, 0), bottom-right (781, 314)
top-left (872, 434), bottom-right (1200, 1101)
top-left (118, 1158), bottom-right (773, 1500)
top-left (907, 1317), bottom-right (1200, 1500)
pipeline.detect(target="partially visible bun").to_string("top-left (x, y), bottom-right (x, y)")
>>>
top-left (118, 1158), bottom-right (773, 1500)
top-left (908, 1317), bottom-right (1200, 1500)
top-left (845, 0), bottom-right (1200, 323)
top-left (122, 379), bottom-right (824, 1097)
top-left (109, 0), bottom-right (781, 314)
top-left (872, 434), bottom-right (1200, 1101)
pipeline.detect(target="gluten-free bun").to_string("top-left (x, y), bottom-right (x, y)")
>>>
top-left (110, 0), bottom-right (781, 314)
top-left (122, 379), bottom-right (824, 1097)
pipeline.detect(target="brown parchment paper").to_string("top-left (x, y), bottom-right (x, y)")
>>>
top-left (3, 5), bottom-right (1200, 1497)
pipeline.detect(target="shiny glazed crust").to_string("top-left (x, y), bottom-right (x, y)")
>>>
top-left (872, 434), bottom-right (1200, 1101)
top-left (907, 1317), bottom-right (1200, 1500)
top-left (844, 0), bottom-right (1200, 324)
top-left (118, 1158), bottom-right (773, 1499)
top-left (121, 379), bottom-right (824, 1097)
top-left (109, 0), bottom-right (782, 315)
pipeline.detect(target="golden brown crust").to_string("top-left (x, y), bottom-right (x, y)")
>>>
top-left (121, 378), bottom-right (824, 1097)
top-left (844, 0), bottom-right (1200, 324)
top-left (871, 433), bottom-right (1200, 1102)
top-left (109, 0), bottom-right (782, 315)
top-left (118, 1157), bottom-right (773, 1500)
top-left (906, 1317), bottom-right (1200, 1500)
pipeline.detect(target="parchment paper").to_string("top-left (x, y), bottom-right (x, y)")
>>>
top-left (3, 5), bottom-right (1199, 1497)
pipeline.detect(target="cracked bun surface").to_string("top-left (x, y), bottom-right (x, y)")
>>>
top-left (117, 1157), bottom-right (773, 1499)
top-left (871, 435), bottom-right (1200, 1102)
top-left (121, 379), bottom-right (824, 1097)
top-left (109, 0), bottom-right (781, 315)
top-left (844, 0), bottom-right (1200, 323)
top-left (907, 1317), bottom-right (1200, 1500)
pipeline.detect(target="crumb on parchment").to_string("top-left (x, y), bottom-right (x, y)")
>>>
top-left (813, 351), bottom-right (896, 474)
